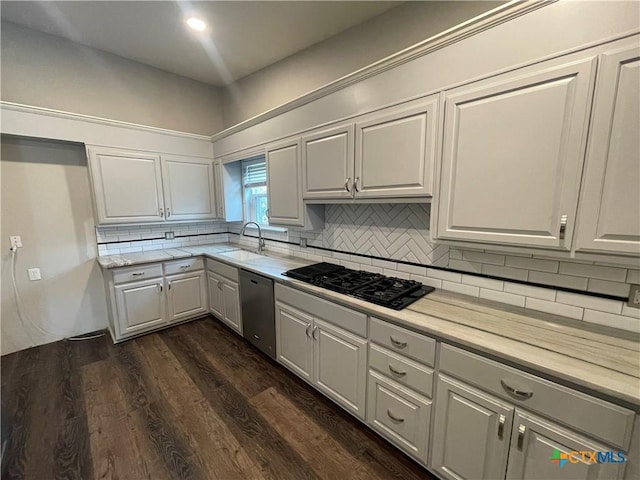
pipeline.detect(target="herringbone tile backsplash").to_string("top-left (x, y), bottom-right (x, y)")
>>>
top-left (296, 204), bottom-right (449, 266)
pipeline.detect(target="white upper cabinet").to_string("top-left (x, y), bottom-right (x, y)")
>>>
top-left (88, 147), bottom-right (165, 224)
top-left (88, 146), bottom-right (218, 225)
top-left (434, 54), bottom-right (597, 250)
top-left (355, 95), bottom-right (439, 198)
top-left (575, 41), bottom-right (640, 256)
top-left (161, 155), bottom-right (217, 221)
top-left (302, 123), bottom-right (354, 199)
top-left (266, 138), bottom-right (304, 226)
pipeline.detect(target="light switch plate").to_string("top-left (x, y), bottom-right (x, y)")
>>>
top-left (628, 284), bottom-right (640, 309)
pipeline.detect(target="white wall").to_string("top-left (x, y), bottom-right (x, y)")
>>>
top-left (1, 21), bottom-right (223, 135)
top-left (1, 136), bottom-right (108, 355)
top-left (221, 1), bottom-right (504, 127)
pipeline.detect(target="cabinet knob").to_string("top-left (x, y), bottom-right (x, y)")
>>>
top-left (500, 379), bottom-right (533, 400)
top-left (386, 409), bottom-right (405, 423)
top-left (388, 364), bottom-right (407, 377)
top-left (498, 414), bottom-right (506, 439)
top-left (389, 336), bottom-right (407, 348)
top-left (559, 214), bottom-right (568, 240)
top-left (517, 424), bottom-right (526, 450)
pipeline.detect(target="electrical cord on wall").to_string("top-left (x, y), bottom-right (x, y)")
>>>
top-left (9, 247), bottom-right (104, 342)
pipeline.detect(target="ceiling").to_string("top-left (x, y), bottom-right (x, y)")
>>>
top-left (0, 1), bottom-right (402, 86)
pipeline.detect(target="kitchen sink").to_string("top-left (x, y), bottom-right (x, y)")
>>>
top-left (219, 250), bottom-right (264, 261)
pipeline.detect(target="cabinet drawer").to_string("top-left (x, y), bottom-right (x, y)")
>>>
top-left (164, 257), bottom-right (204, 275)
top-left (367, 370), bottom-right (431, 464)
top-left (369, 344), bottom-right (433, 398)
top-left (113, 263), bottom-right (163, 284)
top-left (369, 317), bottom-right (436, 367)
top-left (275, 284), bottom-right (366, 337)
top-left (439, 344), bottom-right (635, 450)
top-left (206, 258), bottom-right (239, 282)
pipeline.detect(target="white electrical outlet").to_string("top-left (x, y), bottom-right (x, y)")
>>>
top-left (165, 231), bottom-right (175, 240)
top-left (28, 268), bottom-right (41, 281)
top-left (629, 284), bottom-right (640, 309)
top-left (10, 236), bottom-right (22, 248)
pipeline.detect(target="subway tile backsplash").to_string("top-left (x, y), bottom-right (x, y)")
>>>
top-left (95, 204), bottom-right (640, 333)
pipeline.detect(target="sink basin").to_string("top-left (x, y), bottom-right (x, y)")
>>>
top-left (219, 250), bottom-right (264, 261)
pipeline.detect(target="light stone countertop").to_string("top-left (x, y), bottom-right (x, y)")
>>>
top-left (97, 243), bottom-right (640, 407)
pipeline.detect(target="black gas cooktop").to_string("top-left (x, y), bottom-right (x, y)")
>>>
top-left (283, 262), bottom-right (434, 310)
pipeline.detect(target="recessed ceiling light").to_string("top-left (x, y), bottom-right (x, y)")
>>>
top-left (186, 17), bottom-right (207, 32)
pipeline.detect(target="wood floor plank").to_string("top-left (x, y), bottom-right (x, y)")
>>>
top-left (2, 317), bottom-right (437, 480)
top-left (81, 359), bottom-right (162, 480)
top-left (135, 334), bottom-right (266, 480)
top-left (193, 319), bottom-right (435, 480)
top-left (160, 327), bottom-right (320, 480)
top-left (109, 340), bottom-right (203, 480)
top-left (251, 387), bottom-right (377, 480)
top-left (52, 340), bottom-right (94, 480)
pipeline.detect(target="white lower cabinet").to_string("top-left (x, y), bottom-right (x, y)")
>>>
top-left (104, 259), bottom-right (208, 342)
top-left (274, 292), bottom-right (367, 419)
top-left (431, 375), bottom-right (513, 480)
top-left (166, 270), bottom-right (207, 323)
top-left (367, 370), bottom-right (432, 464)
top-left (206, 261), bottom-right (242, 334)
top-left (114, 277), bottom-right (167, 336)
top-left (506, 411), bottom-right (623, 480)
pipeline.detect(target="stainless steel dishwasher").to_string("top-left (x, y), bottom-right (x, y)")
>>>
top-left (239, 269), bottom-right (276, 359)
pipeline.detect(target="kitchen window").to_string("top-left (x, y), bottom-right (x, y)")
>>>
top-left (242, 157), bottom-right (269, 226)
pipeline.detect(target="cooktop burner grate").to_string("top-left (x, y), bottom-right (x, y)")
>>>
top-left (283, 262), bottom-right (434, 310)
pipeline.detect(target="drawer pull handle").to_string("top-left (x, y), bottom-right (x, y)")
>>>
top-left (353, 177), bottom-right (360, 192)
top-left (312, 326), bottom-right (318, 341)
top-left (179, 265), bottom-right (190, 269)
top-left (559, 214), bottom-right (568, 240)
top-left (387, 409), bottom-right (404, 423)
top-left (501, 380), bottom-right (533, 399)
top-left (217, 280), bottom-right (223, 290)
top-left (168, 282), bottom-right (172, 290)
top-left (132, 272), bottom-right (145, 277)
top-left (388, 365), bottom-right (407, 377)
top-left (517, 424), bottom-right (526, 450)
top-left (389, 336), bottom-right (407, 348)
top-left (305, 324), bottom-right (312, 338)
top-left (498, 414), bottom-right (506, 439)
top-left (344, 177), bottom-right (351, 193)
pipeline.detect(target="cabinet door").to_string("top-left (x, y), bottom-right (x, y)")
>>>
top-left (302, 124), bottom-right (354, 199)
top-left (114, 278), bottom-right (166, 336)
top-left (166, 271), bottom-right (207, 323)
top-left (576, 42), bottom-right (640, 255)
top-left (222, 279), bottom-right (242, 334)
top-left (507, 411), bottom-right (625, 480)
top-left (313, 318), bottom-right (367, 419)
top-left (161, 155), bottom-right (217, 221)
top-left (207, 272), bottom-right (224, 319)
top-left (431, 375), bottom-right (513, 480)
top-left (266, 139), bottom-right (304, 226)
top-left (354, 95), bottom-right (439, 198)
top-left (275, 302), bottom-right (314, 382)
top-left (435, 55), bottom-right (597, 249)
top-left (87, 147), bottom-right (165, 224)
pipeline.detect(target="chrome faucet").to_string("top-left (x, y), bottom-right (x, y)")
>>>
top-left (240, 222), bottom-right (265, 253)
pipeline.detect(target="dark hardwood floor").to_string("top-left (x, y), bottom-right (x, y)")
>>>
top-left (1, 317), bottom-right (437, 480)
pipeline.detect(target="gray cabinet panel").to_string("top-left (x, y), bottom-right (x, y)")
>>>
top-left (435, 54), bottom-right (597, 249)
top-left (576, 41), bottom-right (640, 255)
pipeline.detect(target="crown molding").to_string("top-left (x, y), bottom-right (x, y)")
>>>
top-left (0, 101), bottom-right (211, 141)
top-left (211, 0), bottom-right (556, 143)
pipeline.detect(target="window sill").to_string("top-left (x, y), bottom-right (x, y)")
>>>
top-left (240, 224), bottom-right (287, 234)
